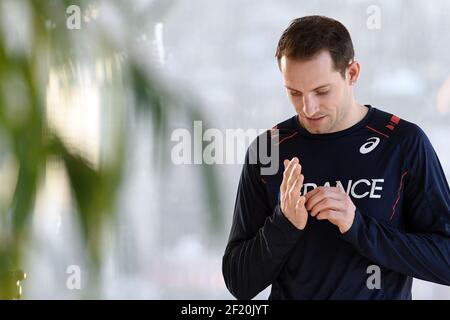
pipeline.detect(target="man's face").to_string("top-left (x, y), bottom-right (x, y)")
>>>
top-left (280, 50), bottom-right (353, 134)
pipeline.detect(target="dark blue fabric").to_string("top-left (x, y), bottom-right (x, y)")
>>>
top-left (223, 105), bottom-right (450, 299)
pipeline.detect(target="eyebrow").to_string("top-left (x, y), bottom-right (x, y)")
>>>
top-left (285, 84), bottom-right (331, 93)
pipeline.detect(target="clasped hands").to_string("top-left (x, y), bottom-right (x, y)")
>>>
top-left (279, 157), bottom-right (356, 233)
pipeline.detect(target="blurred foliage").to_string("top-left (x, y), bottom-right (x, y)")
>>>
top-left (0, 0), bottom-right (221, 299)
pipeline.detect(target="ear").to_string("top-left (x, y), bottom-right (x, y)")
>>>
top-left (347, 60), bottom-right (361, 86)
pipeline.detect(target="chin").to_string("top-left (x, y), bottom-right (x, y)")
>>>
top-left (310, 128), bottom-right (326, 134)
top-left (300, 116), bottom-right (333, 134)
top-left (302, 122), bottom-right (329, 134)
top-left (302, 126), bottom-right (321, 134)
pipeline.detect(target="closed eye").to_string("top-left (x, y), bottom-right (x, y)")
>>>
top-left (289, 91), bottom-right (302, 97)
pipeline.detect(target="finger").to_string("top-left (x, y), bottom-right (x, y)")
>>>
top-left (280, 158), bottom-right (297, 193)
top-left (316, 210), bottom-right (338, 221)
top-left (305, 186), bottom-right (341, 199)
top-left (280, 162), bottom-right (290, 194)
top-left (286, 165), bottom-right (301, 199)
top-left (309, 197), bottom-right (343, 217)
top-left (298, 173), bottom-right (304, 191)
top-left (288, 163), bottom-right (301, 186)
top-left (287, 157), bottom-right (299, 177)
top-left (304, 185), bottom-right (322, 201)
top-left (337, 184), bottom-right (346, 194)
top-left (327, 186), bottom-right (345, 194)
top-left (284, 162), bottom-right (298, 191)
top-left (289, 173), bottom-right (304, 197)
top-left (305, 187), bottom-right (341, 211)
top-left (288, 176), bottom-right (302, 199)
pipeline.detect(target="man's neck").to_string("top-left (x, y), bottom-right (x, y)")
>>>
top-left (338, 101), bottom-right (368, 132)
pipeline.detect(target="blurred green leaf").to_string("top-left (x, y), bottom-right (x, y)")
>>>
top-left (0, 0), bottom-right (223, 299)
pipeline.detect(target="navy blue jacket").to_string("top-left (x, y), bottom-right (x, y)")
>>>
top-left (222, 105), bottom-right (450, 299)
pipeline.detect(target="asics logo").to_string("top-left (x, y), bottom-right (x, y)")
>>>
top-left (360, 137), bottom-right (380, 154)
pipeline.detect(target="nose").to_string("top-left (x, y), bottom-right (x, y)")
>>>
top-left (302, 95), bottom-right (320, 118)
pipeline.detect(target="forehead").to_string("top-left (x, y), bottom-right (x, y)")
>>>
top-left (280, 50), bottom-right (342, 90)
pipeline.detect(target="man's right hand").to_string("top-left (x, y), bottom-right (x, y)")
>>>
top-left (279, 157), bottom-right (308, 230)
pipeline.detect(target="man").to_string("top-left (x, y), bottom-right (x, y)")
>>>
top-left (222, 15), bottom-right (450, 299)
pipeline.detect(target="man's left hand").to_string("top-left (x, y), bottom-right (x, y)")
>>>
top-left (305, 186), bottom-right (356, 234)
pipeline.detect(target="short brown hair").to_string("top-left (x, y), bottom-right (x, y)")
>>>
top-left (275, 16), bottom-right (355, 78)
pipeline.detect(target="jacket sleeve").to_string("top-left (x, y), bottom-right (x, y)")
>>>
top-left (341, 125), bottom-right (450, 285)
top-left (222, 136), bottom-right (304, 299)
